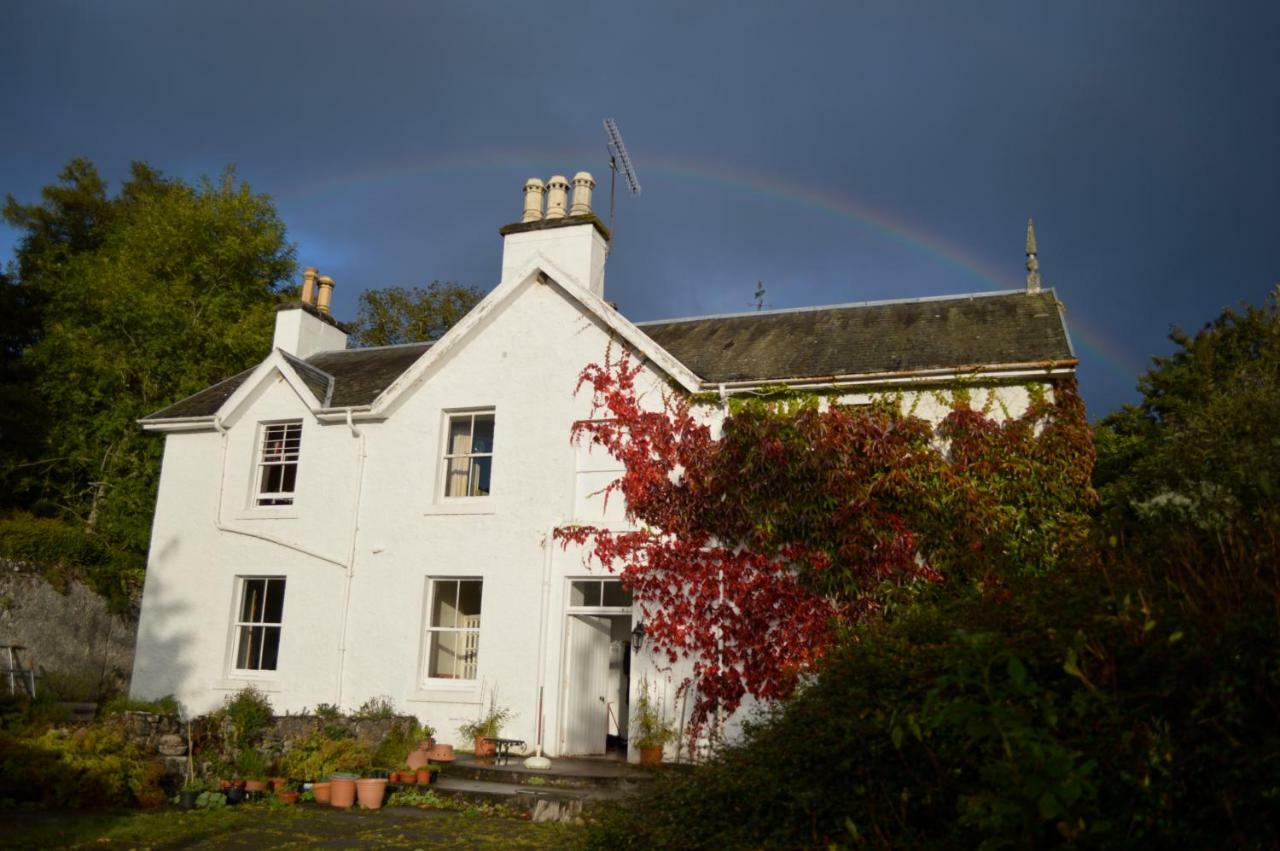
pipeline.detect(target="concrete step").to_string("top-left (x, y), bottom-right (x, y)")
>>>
top-left (426, 775), bottom-right (613, 823)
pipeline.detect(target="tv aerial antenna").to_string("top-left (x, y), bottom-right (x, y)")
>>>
top-left (604, 118), bottom-right (641, 234)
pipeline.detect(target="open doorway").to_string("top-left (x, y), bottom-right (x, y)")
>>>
top-left (560, 579), bottom-right (633, 757)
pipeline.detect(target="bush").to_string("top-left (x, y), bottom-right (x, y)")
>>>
top-left (0, 513), bottom-right (141, 612)
top-left (352, 695), bottom-right (397, 720)
top-left (373, 717), bottom-right (433, 769)
top-left (280, 731), bottom-right (372, 781)
top-left (213, 686), bottom-right (273, 753)
top-left (583, 562), bottom-right (1280, 849)
top-left (102, 694), bottom-right (180, 717)
top-left (0, 721), bottom-right (166, 808)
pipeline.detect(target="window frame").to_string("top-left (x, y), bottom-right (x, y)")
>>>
top-left (253, 420), bottom-right (303, 508)
top-left (229, 575), bottom-right (287, 676)
top-left (420, 577), bottom-right (484, 685)
top-left (565, 577), bottom-right (634, 614)
top-left (439, 409), bottom-right (496, 500)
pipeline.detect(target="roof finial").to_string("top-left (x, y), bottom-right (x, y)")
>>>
top-left (1025, 218), bottom-right (1041, 293)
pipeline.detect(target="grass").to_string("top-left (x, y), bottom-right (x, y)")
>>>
top-left (1, 802), bottom-right (581, 849)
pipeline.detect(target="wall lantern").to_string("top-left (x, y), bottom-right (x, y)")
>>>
top-left (630, 621), bottom-right (646, 653)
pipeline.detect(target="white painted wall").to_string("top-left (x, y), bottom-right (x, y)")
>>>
top-left (132, 264), bottom-right (1059, 760)
top-left (272, 307), bottom-right (348, 358)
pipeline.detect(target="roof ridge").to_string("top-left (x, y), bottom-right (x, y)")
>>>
top-left (635, 288), bottom-right (1050, 327)
top-left (307, 340), bottom-right (436, 358)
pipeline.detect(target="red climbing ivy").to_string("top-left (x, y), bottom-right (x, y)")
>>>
top-left (556, 352), bottom-right (1096, 738)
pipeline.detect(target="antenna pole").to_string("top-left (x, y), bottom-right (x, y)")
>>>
top-left (609, 152), bottom-right (617, 233)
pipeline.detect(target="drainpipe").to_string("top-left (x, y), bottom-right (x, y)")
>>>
top-left (333, 409), bottom-right (367, 708)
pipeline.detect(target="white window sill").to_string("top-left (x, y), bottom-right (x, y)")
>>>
top-left (233, 509), bottom-right (300, 521)
top-left (424, 500), bottom-right (495, 516)
top-left (213, 677), bottom-right (282, 693)
top-left (407, 683), bottom-right (483, 704)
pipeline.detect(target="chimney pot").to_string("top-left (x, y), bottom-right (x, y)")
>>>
top-left (545, 175), bottom-right (570, 220)
top-left (522, 178), bottom-right (545, 223)
top-left (316, 275), bottom-right (335, 314)
top-left (301, 267), bottom-right (318, 304)
top-left (570, 172), bottom-right (595, 216)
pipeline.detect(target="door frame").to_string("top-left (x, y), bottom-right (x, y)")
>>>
top-left (557, 578), bottom-right (633, 756)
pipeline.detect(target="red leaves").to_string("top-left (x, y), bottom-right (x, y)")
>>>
top-left (556, 354), bottom-right (1096, 741)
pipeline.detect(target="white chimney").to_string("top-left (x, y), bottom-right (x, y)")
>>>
top-left (500, 172), bottom-right (610, 298)
top-left (274, 268), bottom-right (348, 358)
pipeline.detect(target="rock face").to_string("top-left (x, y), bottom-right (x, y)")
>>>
top-left (0, 561), bottom-right (138, 699)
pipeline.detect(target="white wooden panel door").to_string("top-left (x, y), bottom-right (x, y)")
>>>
top-left (562, 615), bottom-right (611, 755)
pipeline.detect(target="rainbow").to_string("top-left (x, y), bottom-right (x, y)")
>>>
top-left (275, 147), bottom-right (1148, 383)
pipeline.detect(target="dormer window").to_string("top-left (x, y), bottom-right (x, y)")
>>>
top-left (256, 421), bottom-right (302, 506)
top-left (443, 411), bottom-right (494, 497)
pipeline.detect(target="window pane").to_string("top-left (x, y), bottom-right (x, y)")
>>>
top-left (431, 580), bottom-right (459, 629)
top-left (428, 630), bottom-right (459, 678)
top-left (602, 581), bottom-right (632, 607)
top-left (445, 457), bottom-right (471, 497)
top-left (470, 456), bottom-right (491, 496)
top-left (259, 626), bottom-right (281, 670)
top-left (236, 626), bottom-right (257, 669)
top-left (570, 580), bottom-right (601, 607)
top-left (458, 580), bottom-right (483, 619)
top-left (448, 416), bottom-right (472, 455)
top-left (280, 464), bottom-right (297, 494)
top-left (471, 415), bottom-right (495, 453)
top-left (262, 465), bottom-right (284, 494)
top-left (263, 579), bottom-right (286, 624)
top-left (240, 579), bottom-right (265, 622)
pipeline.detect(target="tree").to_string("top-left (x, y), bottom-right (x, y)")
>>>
top-left (350, 282), bottom-right (483, 347)
top-left (2, 159), bottom-right (295, 568)
top-left (556, 352), bottom-right (1095, 736)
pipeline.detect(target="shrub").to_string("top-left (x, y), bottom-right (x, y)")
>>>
top-left (459, 704), bottom-right (514, 741)
top-left (373, 717), bottom-right (433, 769)
top-left (280, 731), bottom-right (372, 781)
top-left (583, 562), bottom-right (1280, 849)
top-left (213, 686), bottom-right (273, 753)
top-left (352, 695), bottom-right (398, 720)
top-left (102, 694), bottom-right (180, 717)
top-left (0, 721), bottom-right (166, 808)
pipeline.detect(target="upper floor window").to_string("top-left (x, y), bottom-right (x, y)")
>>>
top-left (233, 577), bottom-right (286, 672)
top-left (256, 421), bottom-right (302, 506)
top-left (443, 411), bottom-right (494, 497)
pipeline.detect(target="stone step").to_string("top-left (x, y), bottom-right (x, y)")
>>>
top-left (428, 776), bottom-right (610, 823)
top-left (443, 755), bottom-right (654, 791)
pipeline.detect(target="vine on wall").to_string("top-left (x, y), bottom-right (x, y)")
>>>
top-left (556, 352), bottom-right (1095, 738)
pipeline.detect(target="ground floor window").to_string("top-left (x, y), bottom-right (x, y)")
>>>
top-left (233, 577), bottom-right (286, 672)
top-left (424, 578), bottom-right (483, 680)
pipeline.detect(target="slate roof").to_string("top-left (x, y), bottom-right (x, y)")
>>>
top-left (142, 290), bottom-right (1073, 421)
top-left (141, 342), bottom-right (433, 421)
top-left (637, 290), bottom-right (1073, 384)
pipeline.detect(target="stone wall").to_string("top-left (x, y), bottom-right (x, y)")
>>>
top-left (0, 560), bottom-right (137, 699)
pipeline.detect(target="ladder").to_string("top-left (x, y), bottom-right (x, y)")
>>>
top-left (1, 644), bottom-right (37, 698)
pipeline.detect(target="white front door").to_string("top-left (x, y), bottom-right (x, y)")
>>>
top-left (562, 614), bottom-right (612, 755)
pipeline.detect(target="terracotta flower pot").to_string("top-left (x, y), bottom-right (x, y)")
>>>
top-left (426, 743), bottom-right (455, 763)
top-left (218, 778), bottom-right (233, 791)
top-left (474, 736), bottom-right (497, 759)
top-left (639, 745), bottom-right (663, 766)
top-left (313, 782), bottom-right (332, 804)
top-left (244, 779), bottom-right (268, 793)
top-left (270, 777), bottom-right (288, 792)
top-left (355, 778), bottom-right (387, 810)
top-left (277, 790), bottom-right (299, 805)
top-left (329, 777), bottom-right (357, 808)
top-left (416, 769), bottom-right (431, 785)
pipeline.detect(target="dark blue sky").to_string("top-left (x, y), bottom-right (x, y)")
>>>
top-left (5, 1), bottom-right (1278, 416)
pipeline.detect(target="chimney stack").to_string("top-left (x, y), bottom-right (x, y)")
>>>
top-left (500, 171), bottom-right (611, 298)
top-left (1025, 219), bottom-right (1041, 294)
top-left (316, 275), bottom-right (335, 314)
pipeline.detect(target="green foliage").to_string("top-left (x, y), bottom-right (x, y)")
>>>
top-left (631, 680), bottom-right (675, 749)
top-left (311, 702), bottom-right (342, 721)
top-left (102, 693), bottom-right (180, 717)
top-left (211, 686), bottom-right (274, 754)
top-left (372, 717), bottom-right (432, 769)
top-left (0, 158), bottom-right (295, 595)
top-left (352, 694), bottom-right (397, 720)
top-left (279, 731), bottom-right (373, 781)
top-left (234, 747), bottom-right (270, 780)
top-left (0, 721), bottom-right (166, 808)
top-left (458, 704), bottom-right (514, 741)
top-left (349, 281), bottom-right (483, 347)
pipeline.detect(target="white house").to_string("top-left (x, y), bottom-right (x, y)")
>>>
top-left (130, 172), bottom-right (1076, 761)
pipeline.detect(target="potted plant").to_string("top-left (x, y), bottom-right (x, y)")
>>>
top-left (236, 749), bottom-right (271, 795)
top-left (177, 778), bottom-right (213, 810)
top-left (458, 704), bottom-right (514, 760)
top-left (400, 763), bottom-right (417, 784)
top-left (277, 782), bottom-right (300, 805)
top-left (632, 680), bottom-right (676, 766)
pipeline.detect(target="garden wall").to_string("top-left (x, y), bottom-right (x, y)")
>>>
top-left (0, 560), bottom-right (137, 699)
